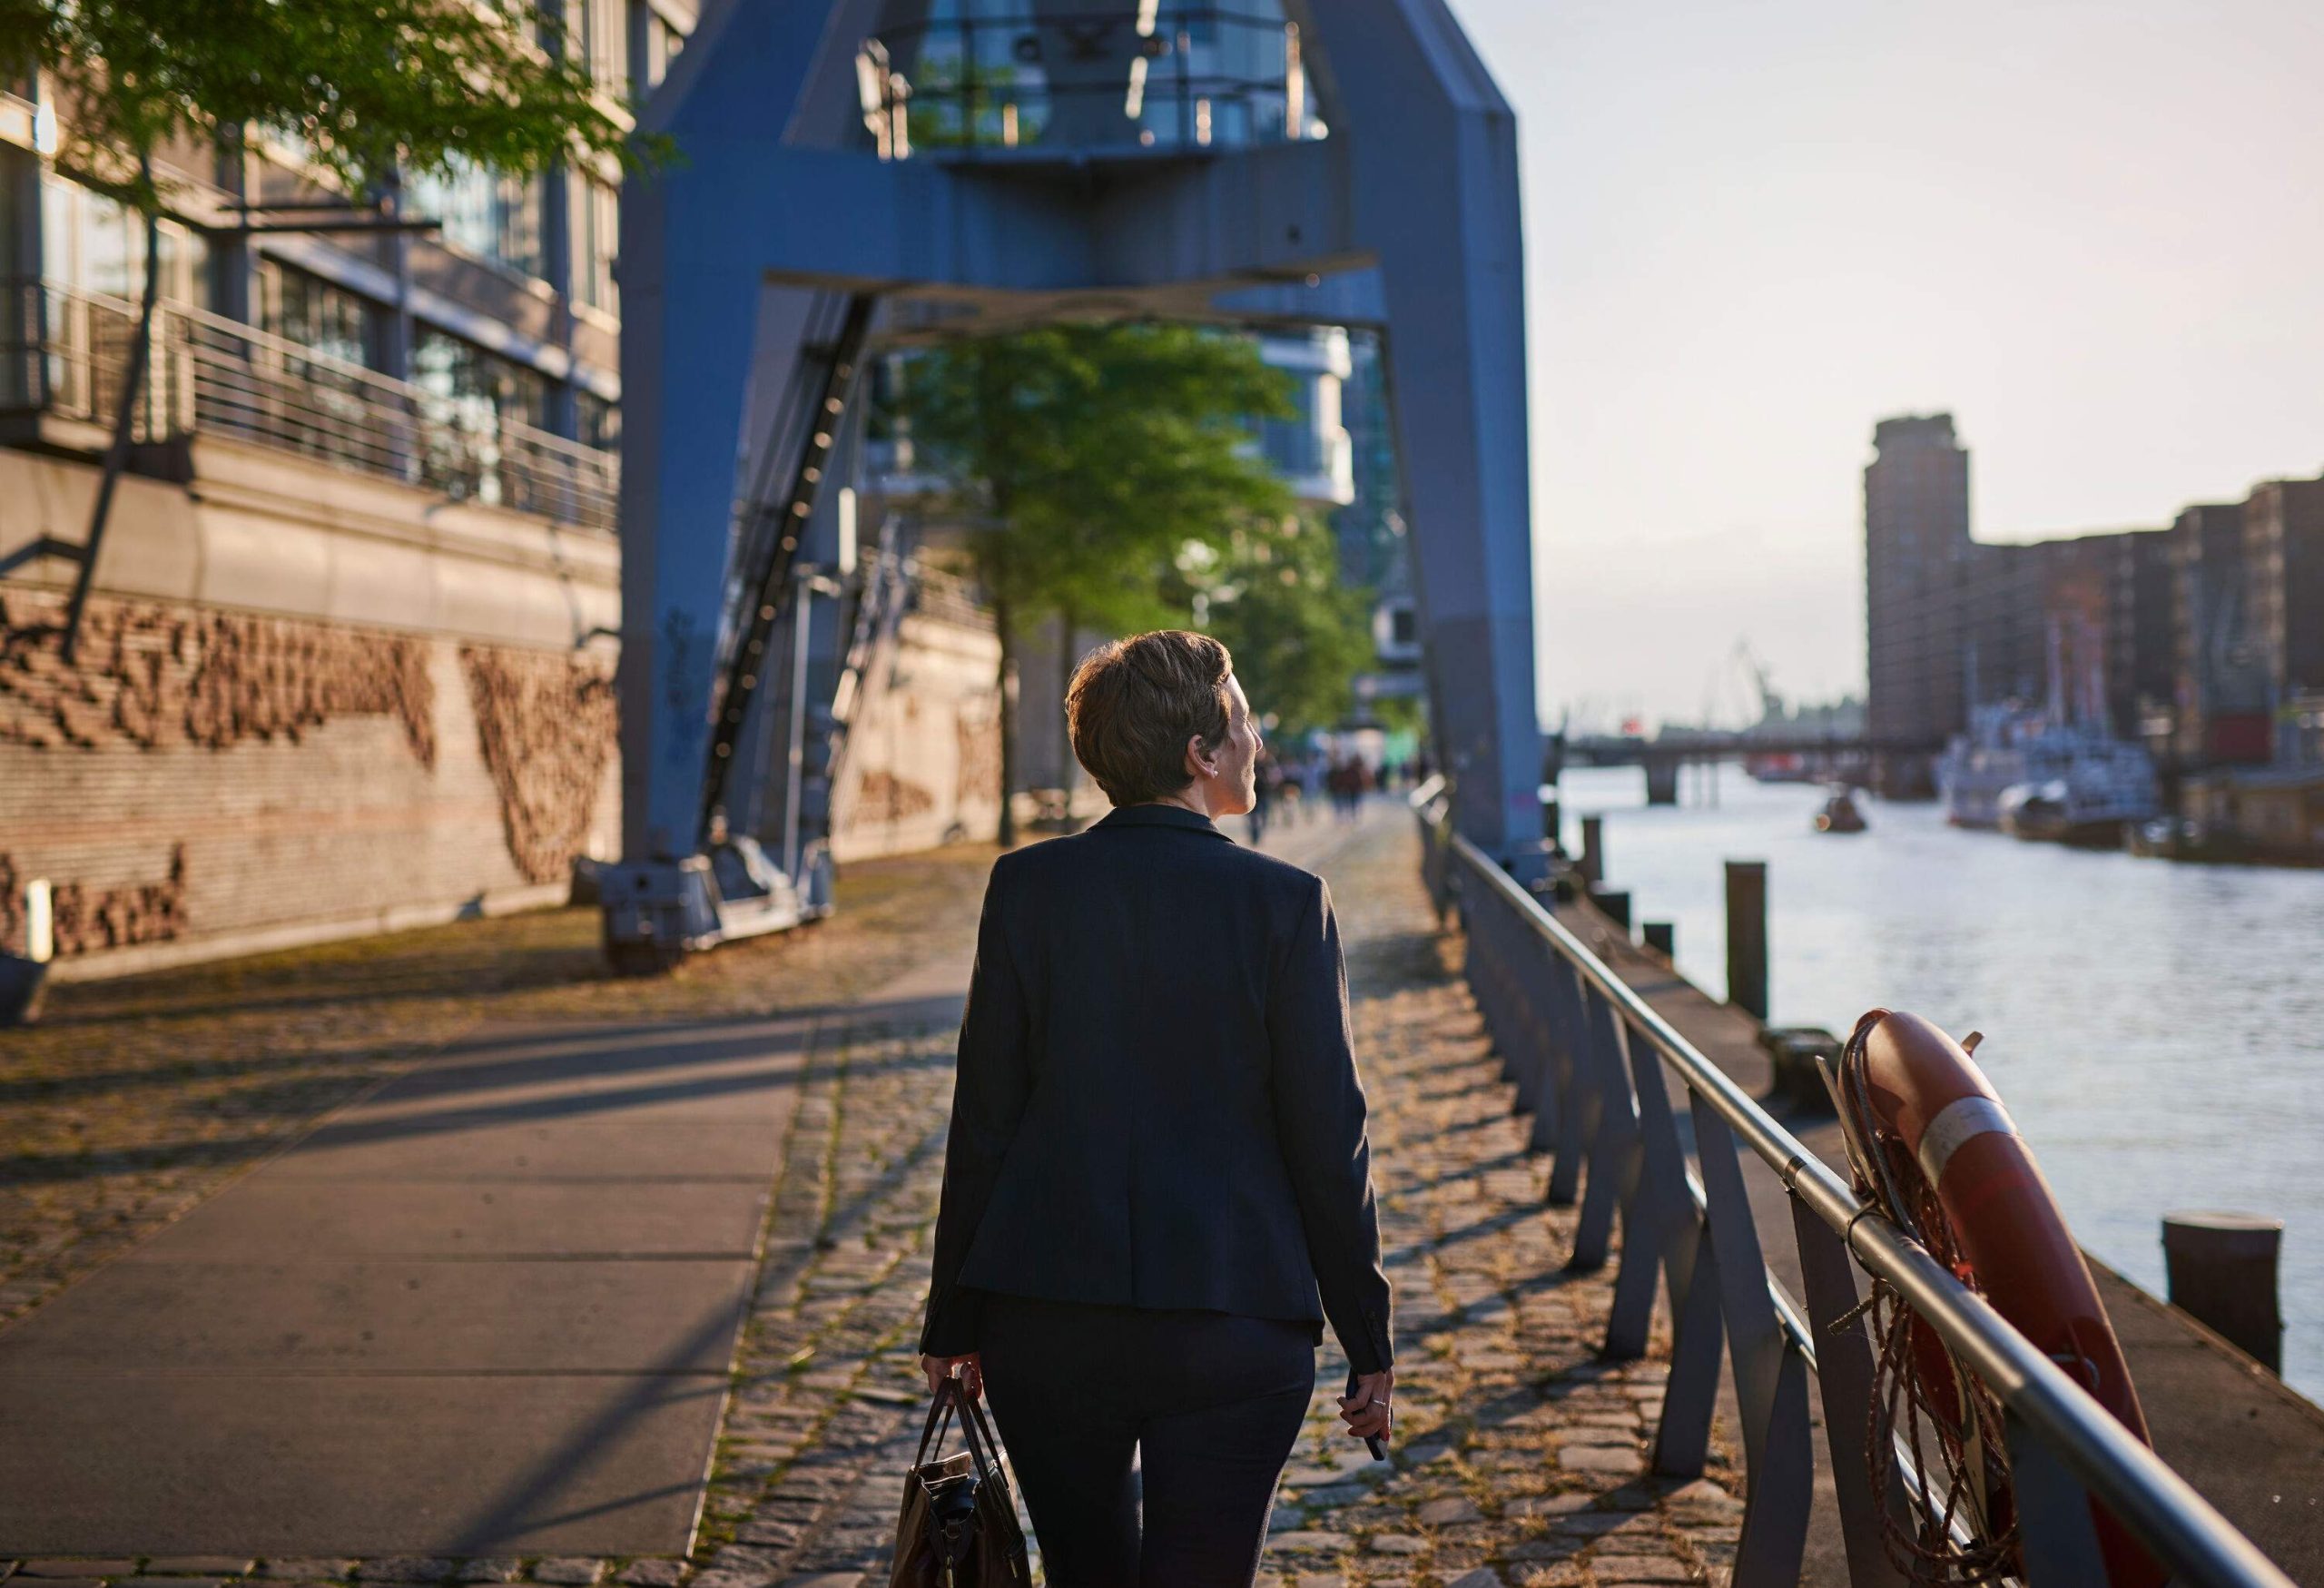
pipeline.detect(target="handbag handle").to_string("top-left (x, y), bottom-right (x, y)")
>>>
top-left (959, 1387), bottom-right (1008, 1480)
top-left (913, 1372), bottom-right (999, 1488)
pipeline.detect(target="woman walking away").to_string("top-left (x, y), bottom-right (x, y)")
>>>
top-left (919, 630), bottom-right (1395, 1588)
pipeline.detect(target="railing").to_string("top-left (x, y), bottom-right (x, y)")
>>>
top-left (0, 281), bottom-right (616, 532)
top-left (1408, 776), bottom-right (2292, 1588)
top-left (857, 8), bottom-right (1313, 159)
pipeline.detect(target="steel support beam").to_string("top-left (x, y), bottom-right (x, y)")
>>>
top-left (613, 0), bottom-right (1546, 962)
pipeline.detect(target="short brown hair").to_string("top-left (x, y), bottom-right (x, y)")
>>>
top-left (1066, 630), bottom-right (1235, 807)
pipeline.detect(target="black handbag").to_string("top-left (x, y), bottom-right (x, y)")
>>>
top-left (889, 1376), bottom-right (1032, 1588)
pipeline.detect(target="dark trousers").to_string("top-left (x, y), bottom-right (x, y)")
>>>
top-left (978, 1293), bottom-right (1315, 1588)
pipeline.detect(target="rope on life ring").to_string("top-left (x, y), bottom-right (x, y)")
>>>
top-left (1828, 1009), bottom-right (2164, 1588)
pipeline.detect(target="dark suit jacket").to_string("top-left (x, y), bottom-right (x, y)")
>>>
top-left (919, 802), bottom-right (1394, 1375)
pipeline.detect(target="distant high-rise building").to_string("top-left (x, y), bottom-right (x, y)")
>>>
top-left (2170, 502), bottom-right (2268, 762)
top-left (1862, 410), bottom-right (2321, 784)
top-left (2102, 528), bottom-right (2178, 745)
top-left (2241, 478), bottom-right (2324, 750)
top-left (1332, 333), bottom-right (1421, 700)
top-left (1863, 414), bottom-right (1972, 794)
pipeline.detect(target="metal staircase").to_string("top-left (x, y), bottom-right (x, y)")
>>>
top-left (600, 290), bottom-right (876, 973)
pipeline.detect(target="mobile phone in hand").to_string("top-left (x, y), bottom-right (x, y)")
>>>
top-left (1345, 1366), bottom-right (1387, 1462)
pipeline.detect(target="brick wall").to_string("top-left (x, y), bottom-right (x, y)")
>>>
top-left (0, 587), bottom-right (619, 978)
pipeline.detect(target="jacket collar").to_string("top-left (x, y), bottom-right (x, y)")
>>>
top-left (1093, 803), bottom-right (1232, 840)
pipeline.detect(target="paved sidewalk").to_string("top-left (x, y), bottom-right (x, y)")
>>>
top-left (0, 843), bottom-right (1000, 1332)
top-left (3, 804), bottom-right (1741, 1586)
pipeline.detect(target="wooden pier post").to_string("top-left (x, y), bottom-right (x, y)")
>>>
top-left (2163, 1212), bottom-right (2284, 1374)
top-left (1725, 860), bottom-right (1768, 1021)
top-left (1581, 815), bottom-right (1604, 888)
top-left (1644, 759), bottom-right (1679, 805)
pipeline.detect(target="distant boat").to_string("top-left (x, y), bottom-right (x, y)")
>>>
top-left (1997, 753), bottom-right (2157, 847)
top-left (2128, 816), bottom-right (2246, 865)
top-left (1939, 705), bottom-right (2052, 829)
top-left (1943, 713), bottom-right (2158, 840)
top-left (1748, 752), bottom-right (1818, 784)
top-left (1814, 787), bottom-right (1867, 833)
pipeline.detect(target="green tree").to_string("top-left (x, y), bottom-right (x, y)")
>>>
top-left (898, 321), bottom-right (1295, 843)
top-left (5, 0), bottom-right (652, 203)
top-left (3, 0), bottom-right (664, 654)
top-left (1200, 513), bottom-right (1375, 739)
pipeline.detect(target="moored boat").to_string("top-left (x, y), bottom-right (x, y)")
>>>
top-left (1814, 787), bottom-right (1867, 833)
top-left (1997, 751), bottom-right (2157, 847)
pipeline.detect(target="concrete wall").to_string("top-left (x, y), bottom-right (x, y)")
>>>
top-left (0, 442), bottom-right (622, 980)
top-left (827, 608), bottom-right (1004, 862)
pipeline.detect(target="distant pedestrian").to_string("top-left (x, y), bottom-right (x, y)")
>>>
top-left (1298, 752), bottom-right (1326, 822)
top-left (920, 631), bottom-right (1394, 1588)
top-left (1246, 752), bottom-right (1277, 846)
top-left (1329, 755), bottom-right (1365, 823)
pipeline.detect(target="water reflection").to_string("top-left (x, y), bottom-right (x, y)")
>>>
top-left (1556, 764), bottom-right (2324, 1398)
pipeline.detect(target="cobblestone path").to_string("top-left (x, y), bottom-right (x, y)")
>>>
top-left (3, 807), bottom-right (1741, 1587)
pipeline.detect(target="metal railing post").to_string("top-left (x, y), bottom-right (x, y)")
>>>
top-left (1788, 1197), bottom-right (1914, 1587)
top-left (1461, 893), bottom-right (1510, 1076)
top-left (1571, 984), bottom-right (1640, 1272)
top-left (1619, 1016), bottom-right (1725, 1471)
top-left (1689, 1093), bottom-right (1813, 1587)
top-left (1603, 1013), bottom-right (1672, 1359)
top-left (1542, 955), bottom-right (1591, 1206)
top-left (2006, 1413), bottom-right (2112, 1583)
top-left (1512, 943), bottom-right (1558, 1147)
top-left (1503, 899), bottom-right (1552, 1119)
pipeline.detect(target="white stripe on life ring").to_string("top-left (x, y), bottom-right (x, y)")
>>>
top-left (1917, 1096), bottom-right (2018, 1188)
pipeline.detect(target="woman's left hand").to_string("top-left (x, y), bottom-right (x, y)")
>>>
top-left (921, 1352), bottom-right (984, 1400)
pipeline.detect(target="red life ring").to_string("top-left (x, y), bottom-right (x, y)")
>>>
top-left (1849, 1009), bottom-right (2162, 1587)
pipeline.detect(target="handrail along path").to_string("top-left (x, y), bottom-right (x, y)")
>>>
top-left (1406, 777), bottom-right (2290, 1588)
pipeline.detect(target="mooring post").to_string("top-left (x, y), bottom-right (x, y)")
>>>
top-left (2162, 1211), bottom-right (2284, 1374)
top-left (1644, 758), bottom-right (1679, 805)
top-left (1542, 794), bottom-right (1563, 854)
top-left (1581, 815), bottom-right (1604, 889)
top-left (1725, 859), bottom-right (1768, 1020)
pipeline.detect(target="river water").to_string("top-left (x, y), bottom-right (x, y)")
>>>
top-left (1551, 764), bottom-right (2324, 1401)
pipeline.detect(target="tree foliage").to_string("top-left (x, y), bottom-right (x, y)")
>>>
top-left (901, 321), bottom-right (1296, 626)
top-left (1, 0), bottom-right (661, 208)
top-left (897, 321), bottom-right (1298, 838)
top-left (1200, 512), bottom-right (1374, 737)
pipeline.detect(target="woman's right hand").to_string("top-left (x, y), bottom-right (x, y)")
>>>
top-left (1339, 1366), bottom-right (1394, 1445)
top-left (921, 1352), bottom-right (984, 1400)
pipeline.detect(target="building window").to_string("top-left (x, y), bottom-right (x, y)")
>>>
top-left (406, 157), bottom-right (544, 280)
top-left (413, 325), bottom-right (550, 431)
top-left (574, 173), bottom-right (619, 314)
top-left (39, 173), bottom-right (208, 308)
top-left (576, 390), bottom-right (620, 451)
top-left (258, 261), bottom-right (373, 369)
top-left (571, 0), bottom-right (630, 96)
top-left (631, 0), bottom-right (685, 98)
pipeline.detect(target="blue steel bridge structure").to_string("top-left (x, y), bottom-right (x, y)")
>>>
top-left (600, 0), bottom-right (1546, 969)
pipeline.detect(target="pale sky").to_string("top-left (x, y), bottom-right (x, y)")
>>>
top-left (1443, 0), bottom-right (2324, 730)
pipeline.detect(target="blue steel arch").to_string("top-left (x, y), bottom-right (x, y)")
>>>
top-left (607, 0), bottom-right (1545, 962)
